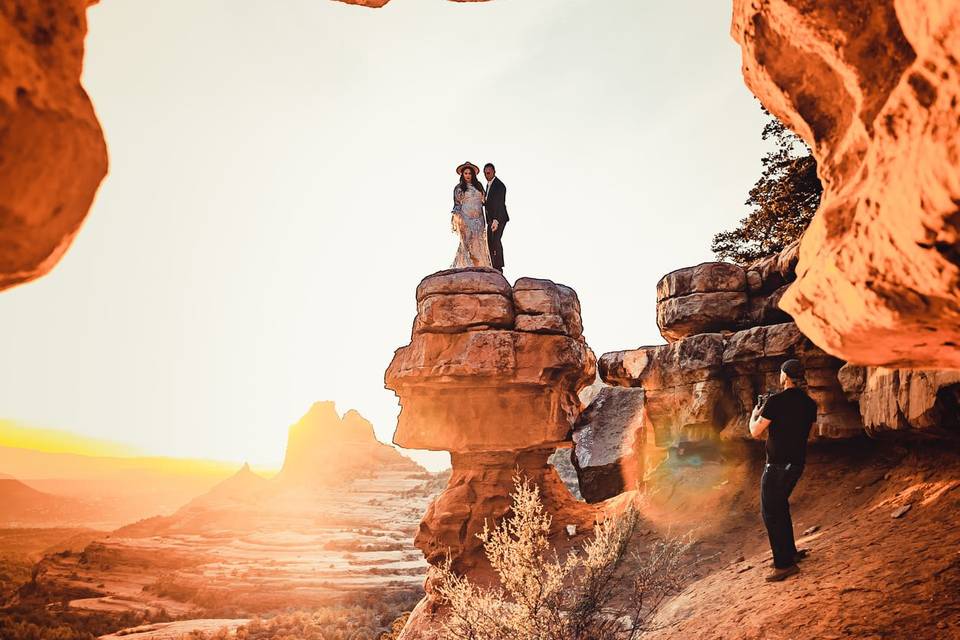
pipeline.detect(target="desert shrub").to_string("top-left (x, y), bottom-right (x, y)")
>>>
top-left (378, 612), bottom-right (410, 640)
top-left (0, 606), bottom-right (157, 640)
top-left (143, 574), bottom-right (200, 601)
top-left (433, 477), bottom-right (695, 640)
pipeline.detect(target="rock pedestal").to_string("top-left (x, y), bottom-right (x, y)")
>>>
top-left (385, 268), bottom-right (596, 572)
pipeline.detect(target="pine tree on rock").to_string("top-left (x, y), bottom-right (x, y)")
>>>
top-left (712, 110), bottom-right (823, 264)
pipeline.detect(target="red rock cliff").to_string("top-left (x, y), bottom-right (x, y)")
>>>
top-left (731, 1), bottom-right (960, 368)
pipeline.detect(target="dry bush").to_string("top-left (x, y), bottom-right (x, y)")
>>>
top-left (433, 477), bottom-right (695, 640)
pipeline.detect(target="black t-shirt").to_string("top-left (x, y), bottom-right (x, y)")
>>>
top-left (761, 387), bottom-right (818, 465)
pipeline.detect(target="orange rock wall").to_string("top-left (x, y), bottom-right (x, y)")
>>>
top-left (732, 1), bottom-right (960, 368)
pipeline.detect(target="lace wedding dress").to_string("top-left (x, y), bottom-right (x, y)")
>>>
top-left (450, 184), bottom-right (493, 268)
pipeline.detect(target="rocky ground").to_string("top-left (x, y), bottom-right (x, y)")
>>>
top-left (631, 440), bottom-right (960, 640)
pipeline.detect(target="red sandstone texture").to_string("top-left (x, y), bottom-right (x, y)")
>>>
top-left (385, 269), bottom-right (596, 573)
top-left (579, 246), bottom-right (959, 502)
top-left (732, 1), bottom-right (960, 368)
top-left (0, 0), bottom-right (108, 290)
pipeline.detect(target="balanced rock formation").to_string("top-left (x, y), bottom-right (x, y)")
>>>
top-left (732, 1), bottom-right (960, 368)
top-left (0, 0), bottom-right (108, 290)
top-left (385, 268), bottom-right (596, 573)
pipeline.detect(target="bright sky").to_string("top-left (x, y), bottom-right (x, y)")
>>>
top-left (0, 0), bottom-right (767, 472)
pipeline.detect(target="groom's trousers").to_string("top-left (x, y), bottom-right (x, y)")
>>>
top-left (488, 220), bottom-right (506, 272)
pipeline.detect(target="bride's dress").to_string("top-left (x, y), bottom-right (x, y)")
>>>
top-left (451, 184), bottom-right (493, 268)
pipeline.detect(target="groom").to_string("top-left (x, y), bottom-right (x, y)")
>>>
top-left (483, 163), bottom-right (509, 273)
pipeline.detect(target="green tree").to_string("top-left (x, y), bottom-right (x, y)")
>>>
top-left (712, 110), bottom-right (823, 264)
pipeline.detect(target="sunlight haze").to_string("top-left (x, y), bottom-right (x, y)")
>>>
top-left (0, 0), bottom-right (767, 471)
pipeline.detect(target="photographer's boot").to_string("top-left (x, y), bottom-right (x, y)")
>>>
top-left (765, 564), bottom-right (800, 582)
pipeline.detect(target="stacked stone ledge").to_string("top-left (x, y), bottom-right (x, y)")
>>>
top-left (385, 268), bottom-right (596, 574)
top-left (573, 247), bottom-right (857, 503)
top-left (572, 243), bottom-right (960, 503)
top-left (656, 241), bottom-right (798, 342)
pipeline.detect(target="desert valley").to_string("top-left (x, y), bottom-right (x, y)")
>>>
top-left (2, 0), bottom-right (960, 639)
top-left (0, 404), bottom-right (441, 638)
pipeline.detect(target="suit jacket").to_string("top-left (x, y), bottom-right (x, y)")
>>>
top-left (484, 177), bottom-right (509, 226)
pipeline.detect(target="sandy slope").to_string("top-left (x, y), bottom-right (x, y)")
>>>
top-left (635, 440), bottom-right (960, 640)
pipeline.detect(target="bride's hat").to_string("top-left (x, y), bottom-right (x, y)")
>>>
top-left (456, 161), bottom-right (480, 175)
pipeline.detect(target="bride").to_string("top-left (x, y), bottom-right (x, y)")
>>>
top-left (450, 161), bottom-right (493, 268)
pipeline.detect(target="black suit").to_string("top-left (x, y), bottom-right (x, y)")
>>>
top-left (484, 177), bottom-right (509, 271)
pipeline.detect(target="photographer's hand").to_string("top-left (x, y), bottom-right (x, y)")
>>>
top-left (749, 405), bottom-right (771, 438)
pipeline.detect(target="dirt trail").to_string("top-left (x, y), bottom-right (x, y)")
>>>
top-left (632, 440), bottom-right (960, 640)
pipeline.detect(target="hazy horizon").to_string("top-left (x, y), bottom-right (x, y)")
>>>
top-left (0, 0), bottom-right (768, 471)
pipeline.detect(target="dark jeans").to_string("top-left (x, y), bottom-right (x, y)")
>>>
top-left (488, 220), bottom-right (506, 271)
top-left (761, 462), bottom-right (804, 569)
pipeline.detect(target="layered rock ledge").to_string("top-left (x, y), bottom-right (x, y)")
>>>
top-left (385, 268), bottom-right (596, 573)
top-left (577, 250), bottom-right (960, 502)
top-left (656, 243), bottom-right (796, 342)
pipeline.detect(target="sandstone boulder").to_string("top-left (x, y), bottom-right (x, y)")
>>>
top-left (416, 294), bottom-right (514, 333)
top-left (656, 262), bottom-right (748, 341)
top-left (732, 0), bottom-right (960, 368)
top-left (655, 259), bottom-right (799, 342)
top-left (599, 322), bottom-right (861, 446)
top-left (656, 262), bottom-right (747, 300)
top-left (570, 387), bottom-right (647, 503)
top-left (0, 0), bottom-right (108, 290)
top-left (512, 277), bottom-right (584, 338)
top-left (838, 365), bottom-right (960, 436)
top-left (656, 293), bottom-right (748, 342)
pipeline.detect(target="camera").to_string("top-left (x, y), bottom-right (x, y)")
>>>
top-left (757, 392), bottom-right (773, 407)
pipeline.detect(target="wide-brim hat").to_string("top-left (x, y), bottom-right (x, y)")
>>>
top-left (456, 161), bottom-right (480, 176)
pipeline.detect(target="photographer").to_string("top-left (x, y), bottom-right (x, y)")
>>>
top-left (749, 359), bottom-right (818, 582)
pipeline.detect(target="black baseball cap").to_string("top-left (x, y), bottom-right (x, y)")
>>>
top-left (781, 359), bottom-right (804, 381)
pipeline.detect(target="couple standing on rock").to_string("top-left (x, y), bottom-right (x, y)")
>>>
top-left (450, 161), bottom-right (509, 273)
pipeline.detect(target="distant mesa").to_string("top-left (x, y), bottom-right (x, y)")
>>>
top-left (276, 401), bottom-right (422, 485)
top-left (175, 402), bottom-right (422, 516)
